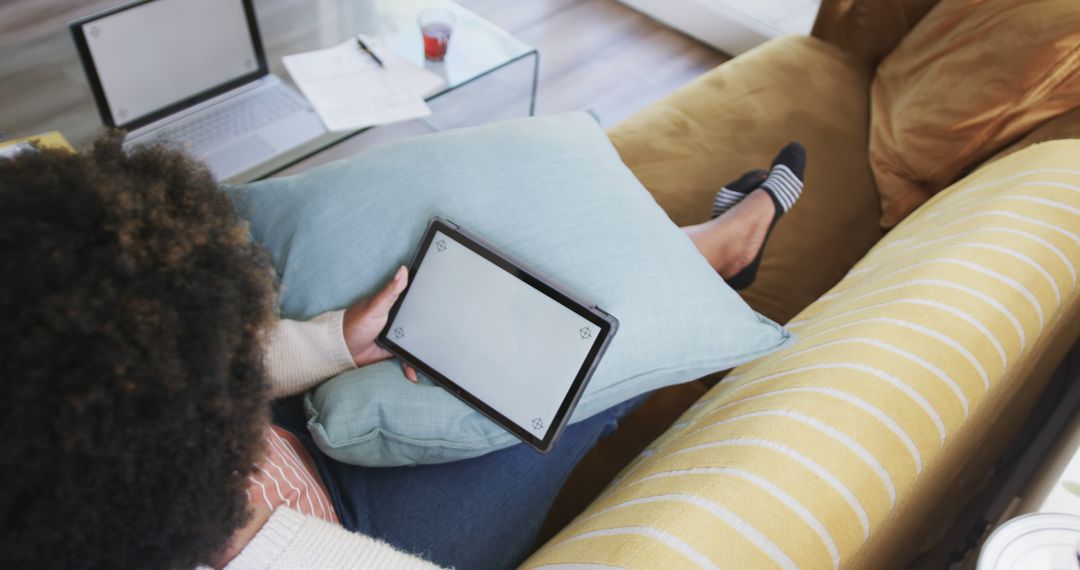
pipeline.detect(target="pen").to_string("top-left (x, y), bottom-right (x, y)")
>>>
top-left (356, 37), bottom-right (385, 68)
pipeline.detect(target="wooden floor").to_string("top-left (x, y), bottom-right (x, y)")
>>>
top-left (0, 0), bottom-right (726, 172)
top-left (460, 0), bottom-right (726, 125)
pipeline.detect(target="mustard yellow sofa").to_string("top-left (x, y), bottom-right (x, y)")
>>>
top-left (528, 1), bottom-right (1080, 567)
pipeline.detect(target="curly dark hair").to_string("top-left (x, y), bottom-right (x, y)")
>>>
top-left (0, 132), bottom-right (276, 569)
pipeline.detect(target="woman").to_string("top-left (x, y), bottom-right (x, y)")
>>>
top-left (0, 133), bottom-right (803, 569)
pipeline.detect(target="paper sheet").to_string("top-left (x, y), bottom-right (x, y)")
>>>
top-left (283, 37), bottom-right (445, 132)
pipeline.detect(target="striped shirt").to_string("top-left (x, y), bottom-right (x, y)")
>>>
top-left (246, 424), bottom-right (338, 524)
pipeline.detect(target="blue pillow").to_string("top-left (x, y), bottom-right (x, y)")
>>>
top-left (228, 113), bottom-right (792, 467)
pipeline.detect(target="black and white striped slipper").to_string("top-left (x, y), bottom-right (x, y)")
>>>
top-left (712, 169), bottom-right (768, 218)
top-left (725, 142), bottom-right (806, 290)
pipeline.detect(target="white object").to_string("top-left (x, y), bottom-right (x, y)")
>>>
top-left (283, 37), bottom-right (445, 132)
top-left (618, 0), bottom-right (819, 55)
top-left (223, 507), bottom-right (443, 569)
top-left (978, 513), bottom-right (1080, 570)
top-left (0, 141), bottom-right (34, 159)
top-left (72, 0), bottom-right (327, 181)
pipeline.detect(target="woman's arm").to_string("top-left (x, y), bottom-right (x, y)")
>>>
top-left (264, 311), bottom-right (357, 398)
top-left (264, 266), bottom-right (415, 398)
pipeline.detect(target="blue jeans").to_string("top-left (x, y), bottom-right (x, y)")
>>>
top-left (273, 393), bottom-right (649, 570)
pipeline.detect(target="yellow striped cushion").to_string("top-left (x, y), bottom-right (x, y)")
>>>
top-left (523, 140), bottom-right (1080, 570)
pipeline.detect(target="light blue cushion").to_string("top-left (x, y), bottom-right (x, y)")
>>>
top-left (229, 113), bottom-right (792, 467)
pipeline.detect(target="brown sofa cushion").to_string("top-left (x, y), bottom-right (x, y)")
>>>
top-left (608, 35), bottom-right (882, 326)
top-left (869, 0), bottom-right (1080, 228)
top-left (811, 0), bottom-right (942, 68)
top-left (988, 107), bottom-right (1080, 166)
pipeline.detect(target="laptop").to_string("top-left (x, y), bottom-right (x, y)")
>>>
top-left (70, 0), bottom-right (327, 180)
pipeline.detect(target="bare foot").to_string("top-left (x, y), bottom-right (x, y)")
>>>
top-left (683, 189), bottom-right (776, 279)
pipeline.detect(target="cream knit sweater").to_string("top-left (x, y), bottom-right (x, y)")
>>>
top-left (222, 311), bottom-right (443, 570)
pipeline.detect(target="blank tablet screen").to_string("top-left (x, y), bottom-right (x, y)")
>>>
top-left (385, 228), bottom-right (607, 443)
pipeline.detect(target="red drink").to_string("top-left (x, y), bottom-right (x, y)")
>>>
top-left (418, 7), bottom-right (456, 62)
top-left (421, 23), bottom-right (452, 61)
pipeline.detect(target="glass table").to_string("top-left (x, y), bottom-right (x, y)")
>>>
top-left (0, 0), bottom-right (538, 182)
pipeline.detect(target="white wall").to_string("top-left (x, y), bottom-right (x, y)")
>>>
top-left (618, 0), bottom-right (819, 55)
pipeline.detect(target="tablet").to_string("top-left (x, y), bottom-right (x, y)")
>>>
top-left (377, 218), bottom-right (618, 453)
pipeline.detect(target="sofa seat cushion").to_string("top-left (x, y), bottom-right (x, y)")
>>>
top-left (608, 35), bottom-right (882, 327)
top-left (522, 141), bottom-right (1080, 569)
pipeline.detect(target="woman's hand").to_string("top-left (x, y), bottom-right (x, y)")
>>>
top-left (342, 266), bottom-right (419, 382)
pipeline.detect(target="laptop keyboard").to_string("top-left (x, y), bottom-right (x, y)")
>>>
top-left (157, 86), bottom-right (305, 154)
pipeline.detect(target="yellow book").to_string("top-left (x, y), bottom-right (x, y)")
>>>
top-left (0, 132), bottom-right (75, 157)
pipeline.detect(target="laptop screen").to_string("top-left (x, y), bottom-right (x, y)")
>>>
top-left (73, 0), bottom-right (263, 129)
